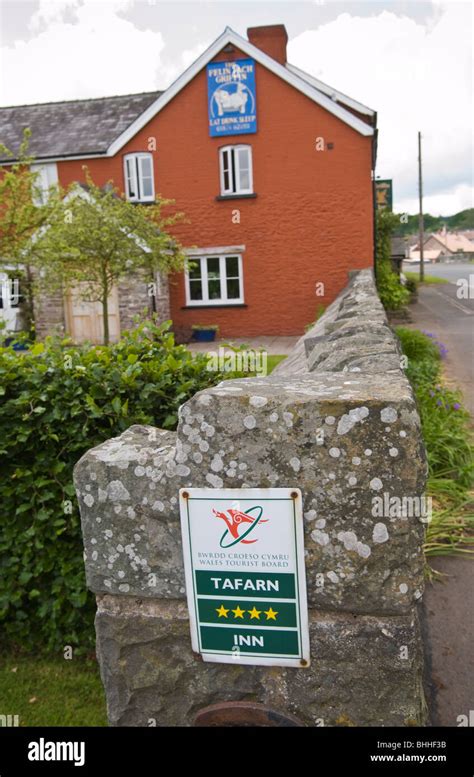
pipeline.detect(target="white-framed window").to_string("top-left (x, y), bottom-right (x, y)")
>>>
top-left (219, 145), bottom-right (253, 196)
top-left (123, 153), bottom-right (155, 202)
top-left (185, 254), bottom-right (244, 305)
top-left (31, 162), bottom-right (58, 204)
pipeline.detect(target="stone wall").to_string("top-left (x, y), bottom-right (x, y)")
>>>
top-left (74, 268), bottom-right (428, 727)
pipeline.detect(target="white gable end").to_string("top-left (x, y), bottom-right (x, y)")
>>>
top-left (107, 27), bottom-right (374, 156)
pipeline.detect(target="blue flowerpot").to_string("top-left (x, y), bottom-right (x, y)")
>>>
top-left (4, 337), bottom-right (28, 351)
top-left (192, 329), bottom-right (217, 342)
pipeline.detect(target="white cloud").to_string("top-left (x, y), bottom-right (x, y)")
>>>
top-left (1, 0), bottom-right (212, 106)
top-left (289, 3), bottom-right (473, 215)
top-left (0, 1), bottom-right (471, 215)
top-left (1, 0), bottom-right (166, 103)
top-left (397, 182), bottom-right (473, 218)
top-left (158, 40), bottom-right (210, 89)
top-left (29, 0), bottom-right (84, 32)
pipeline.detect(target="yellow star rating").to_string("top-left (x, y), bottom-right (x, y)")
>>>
top-left (264, 607), bottom-right (278, 621)
top-left (214, 604), bottom-right (278, 621)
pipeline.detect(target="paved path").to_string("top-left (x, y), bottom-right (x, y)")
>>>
top-left (186, 335), bottom-right (299, 356)
top-left (406, 272), bottom-right (474, 726)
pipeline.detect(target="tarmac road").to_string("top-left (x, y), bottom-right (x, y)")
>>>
top-left (404, 264), bottom-right (473, 727)
top-left (402, 262), bottom-right (474, 414)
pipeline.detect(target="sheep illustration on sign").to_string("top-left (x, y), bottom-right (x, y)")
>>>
top-left (207, 58), bottom-right (257, 136)
top-left (214, 81), bottom-right (248, 115)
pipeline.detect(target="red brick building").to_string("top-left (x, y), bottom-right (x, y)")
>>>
top-left (0, 25), bottom-right (377, 341)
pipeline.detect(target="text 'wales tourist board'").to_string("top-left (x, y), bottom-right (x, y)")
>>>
top-left (179, 488), bottom-right (310, 667)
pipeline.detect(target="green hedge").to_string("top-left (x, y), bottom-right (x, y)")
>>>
top-left (0, 320), bottom-right (224, 653)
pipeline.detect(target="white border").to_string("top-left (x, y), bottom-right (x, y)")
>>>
top-left (179, 487), bottom-right (310, 668)
top-left (286, 62), bottom-right (375, 117)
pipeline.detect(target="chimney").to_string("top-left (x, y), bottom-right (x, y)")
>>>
top-left (247, 24), bottom-right (288, 65)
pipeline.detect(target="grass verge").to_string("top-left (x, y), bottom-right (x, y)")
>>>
top-left (396, 327), bottom-right (474, 579)
top-left (0, 654), bottom-right (107, 726)
top-left (263, 354), bottom-right (286, 374)
top-left (404, 271), bottom-right (449, 285)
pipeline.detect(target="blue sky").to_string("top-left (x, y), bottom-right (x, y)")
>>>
top-left (0, 0), bottom-right (472, 216)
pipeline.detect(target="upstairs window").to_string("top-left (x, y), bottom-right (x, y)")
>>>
top-left (31, 162), bottom-right (58, 205)
top-left (123, 153), bottom-right (155, 202)
top-left (185, 254), bottom-right (243, 306)
top-left (219, 145), bottom-right (253, 196)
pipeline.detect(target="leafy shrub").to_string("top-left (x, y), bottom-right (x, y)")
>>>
top-left (395, 327), bottom-right (441, 364)
top-left (376, 210), bottom-right (410, 310)
top-left (0, 319), bottom-right (225, 653)
top-left (377, 258), bottom-right (410, 310)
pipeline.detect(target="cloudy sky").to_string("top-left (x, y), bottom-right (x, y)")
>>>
top-left (0, 0), bottom-right (472, 215)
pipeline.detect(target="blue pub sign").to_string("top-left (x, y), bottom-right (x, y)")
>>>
top-left (207, 58), bottom-right (257, 137)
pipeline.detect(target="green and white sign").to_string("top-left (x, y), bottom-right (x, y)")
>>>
top-left (179, 488), bottom-right (310, 668)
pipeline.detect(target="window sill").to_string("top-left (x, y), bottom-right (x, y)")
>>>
top-left (215, 193), bottom-right (257, 201)
top-left (181, 303), bottom-right (248, 309)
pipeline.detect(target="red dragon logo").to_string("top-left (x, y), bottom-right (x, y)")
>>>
top-left (213, 506), bottom-right (268, 548)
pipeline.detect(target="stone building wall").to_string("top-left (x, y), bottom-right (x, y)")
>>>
top-left (33, 285), bottom-right (66, 340)
top-left (34, 270), bottom-right (171, 341)
top-left (116, 275), bottom-right (151, 332)
top-left (117, 270), bottom-right (171, 332)
top-left (74, 268), bottom-right (428, 727)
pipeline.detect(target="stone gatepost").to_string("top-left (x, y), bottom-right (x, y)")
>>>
top-left (74, 270), bottom-right (428, 727)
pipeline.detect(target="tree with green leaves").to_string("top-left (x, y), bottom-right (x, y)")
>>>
top-left (0, 129), bottom-right (55, 333)
top-left (31, 169), bottom-right (185, 344)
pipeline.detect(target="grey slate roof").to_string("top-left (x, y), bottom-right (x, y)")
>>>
top-left (0, 91), bottom-right (161, 162)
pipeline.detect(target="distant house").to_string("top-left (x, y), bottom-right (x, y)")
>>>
top-left (459, 229), bottom-right (474, 242)
top-left (406, 228), bottom-right (474, 263)
top-left (0, 24), bottom-right (377, 342)
top-left (406, 248), bottom-right (441, 263)
top-left (423, 229), bottom-right (474, 259)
